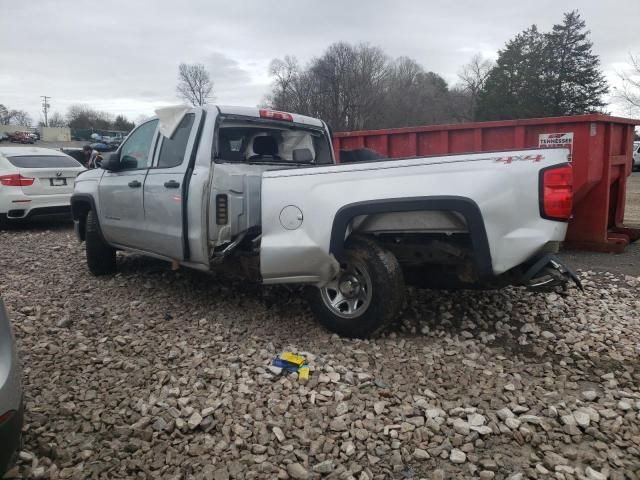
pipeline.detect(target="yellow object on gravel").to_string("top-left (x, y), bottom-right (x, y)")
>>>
top-left (298, 366), bottom-right (310, 381)
top-left (281, 351), bottom-right (306, 366)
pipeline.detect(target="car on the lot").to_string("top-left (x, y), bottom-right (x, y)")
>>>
top-left (0, 147), bottom-right (85, 228)
top-left (0, 299), bottom-right (23, 476)
top-left (633, 141), bottom-right (640, 172)
top-left (9, 132), bottom-right (34, 145)
top-left (90, 142), bottom-right (114, 153)
top-left (0, 133), bottom-right (9, 143)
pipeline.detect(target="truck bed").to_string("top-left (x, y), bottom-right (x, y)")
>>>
top-left (260, 148), bottom-right (570, 285)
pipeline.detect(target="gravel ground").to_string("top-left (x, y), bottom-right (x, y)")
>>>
top-left (1, 221), bottom-right (640, 480)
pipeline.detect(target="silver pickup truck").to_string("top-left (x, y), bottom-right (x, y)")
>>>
top-left (71, 105), bottom-right (579, 338)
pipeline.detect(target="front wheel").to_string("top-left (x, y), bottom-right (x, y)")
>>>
top-left (85, 210), bottom-right (116, 275)
top-left (308, 236), bottom-right (405, 338)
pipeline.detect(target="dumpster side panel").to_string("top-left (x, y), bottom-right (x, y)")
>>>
top-left (483, 127), bottom-right (516, 150)
top-left (417, 131), bottom-right (447, 156)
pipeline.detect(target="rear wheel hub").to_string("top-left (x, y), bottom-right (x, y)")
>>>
top-left (320, 260), bottom-right (373, 319)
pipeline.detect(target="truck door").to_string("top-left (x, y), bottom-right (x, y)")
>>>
top-left (98, 119), bottom-right (159, 248)
top-left (141, 111), bottom-right (199, 259)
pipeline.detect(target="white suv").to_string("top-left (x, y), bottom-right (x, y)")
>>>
top-left (0, 147), bottom-right (85, 228)
top-left (633, 141), bottom-right (640, 171)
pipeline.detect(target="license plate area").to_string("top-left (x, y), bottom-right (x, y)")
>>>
top-left (50, 178), bottom-right (67, 186)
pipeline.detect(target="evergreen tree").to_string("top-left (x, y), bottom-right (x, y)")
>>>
top-left (543, 10), bottom-right (609, 115)
top-left (477, 26), bottom-right (546, 120)
top-left (477, 11), bottom-right (608, 120)
top-left (112, 114), bottom-right (134, 132)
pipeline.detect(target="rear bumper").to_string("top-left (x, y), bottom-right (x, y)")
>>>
top-left (0, 401), bottom-right (23, 475)
top-left (1, 192), bottom-right (72, 220)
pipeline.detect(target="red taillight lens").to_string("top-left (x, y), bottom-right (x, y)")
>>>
top-left (259, 109), bottom-right (293, 122)
top-left (0, 410), bottom-right (15, 424)
top-left (541, 165), bottom-right (573, 221)
top-left (0, 174), bottom-right (34, 187)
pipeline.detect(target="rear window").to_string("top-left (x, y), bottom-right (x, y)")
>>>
top-left (6, 155), bottom-right (82, 168)
top-left (217, 120), bottom-right (333, 165)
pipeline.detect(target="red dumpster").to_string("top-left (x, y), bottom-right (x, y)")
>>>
top-left (333, 114), bottom-right (640, 253)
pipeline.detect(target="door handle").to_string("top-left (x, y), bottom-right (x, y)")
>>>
top-left (128, 180), bottom-right (141, 188)
top-left (164, 180), bottom-right (180, 189)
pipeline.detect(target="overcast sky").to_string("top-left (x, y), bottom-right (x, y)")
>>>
top-left (2, 0), bottom-right (639, 124)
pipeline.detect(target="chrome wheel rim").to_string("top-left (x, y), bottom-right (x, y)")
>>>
top-left (320, 260), bottom-right (373, 319)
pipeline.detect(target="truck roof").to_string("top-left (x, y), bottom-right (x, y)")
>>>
top-left (154, 105), bottom-right (327, 139)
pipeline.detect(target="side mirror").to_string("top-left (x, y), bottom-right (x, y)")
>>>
top-left (101, 152), bottom-right (121, 171)
top-left (120, 155), bottom-right (139, 169)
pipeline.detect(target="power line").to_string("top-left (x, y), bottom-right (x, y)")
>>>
top-left (41, 96), bottom-right (51, 127)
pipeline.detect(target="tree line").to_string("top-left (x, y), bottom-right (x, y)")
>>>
top-left (5, 10), bottom-right (639, 135)
top-left (262, 10), bottom-right (611, 131)
top-left (174, 9), bottom-right (640, 130)
top-left (60, 105), bottom-right (135, 132)
top-left (0, 103), bottom-right (135, 132)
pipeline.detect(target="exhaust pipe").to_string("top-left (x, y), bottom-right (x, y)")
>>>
top-left (522, 254), bottom-right (583, 292)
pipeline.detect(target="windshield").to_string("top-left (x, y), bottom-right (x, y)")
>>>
top-left (217, 119), bottom-right (333, 165)
top-left (7, 155), bottom-right (82, 168)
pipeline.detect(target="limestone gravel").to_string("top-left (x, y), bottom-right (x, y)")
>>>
top-left (1, 224), bottom-right (640, 479)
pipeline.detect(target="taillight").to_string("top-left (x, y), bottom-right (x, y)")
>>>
top-left (0, 174), bottom-right (34, 187)
top-left (259, 109), bottom-right (293, 122)
top-left (540, 164), bottom-right (573, 221)
top-left (0, 410), bottom-right (15, 424)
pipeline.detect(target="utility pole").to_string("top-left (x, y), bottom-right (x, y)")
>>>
top-left (41, 96), bottom-right (50, 127)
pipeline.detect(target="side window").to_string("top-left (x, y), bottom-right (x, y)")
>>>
top-left (119, 119), bottom-right (158, 169)
top-left (157, 113), bottom-right (195, 168)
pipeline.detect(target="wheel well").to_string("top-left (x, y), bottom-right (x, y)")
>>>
top-left (329, 196), bottom-right (493, 280)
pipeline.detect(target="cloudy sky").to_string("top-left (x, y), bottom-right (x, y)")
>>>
top-left (2, 0), bottom-right (639, 124)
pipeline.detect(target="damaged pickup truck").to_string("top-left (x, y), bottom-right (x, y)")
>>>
top-left (71, 105), bottom-right (580, 338)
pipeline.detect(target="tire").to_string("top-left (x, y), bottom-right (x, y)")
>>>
top-left (85, 210), bottom-right (116, 275)
top-left (0, 214), bottom-right (7, 230)
top-left (307, 236), bottom-right (405, 338)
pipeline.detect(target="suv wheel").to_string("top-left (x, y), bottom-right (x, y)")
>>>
top-left (308, 236), bottom-right (405, 338)
top-left (85, 210), bottom-right (116, 275)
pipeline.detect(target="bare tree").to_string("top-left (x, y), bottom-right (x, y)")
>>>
top-left (0, 104), bottom-right (9, 125)
top-left (265, 42), bottom-right (472, 131)
top-left (176, 63), bottom-right (214, 106)
top-left (10, 110), bottom-right (32, 127)
top-left (617, 53), bottom-right (640, 114)
top-left (457, 54), bottom-right (494, 120)
top-left (266, 56), bottom-right (305, 112)
top-left (0, 105), bottom-right (32, 126)
top-left (306, 42), bottom-right (390, 131)
top-left (383, 57), bottom-right (451, 127)
top-left (47, 112), bottom-right (67, 128)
